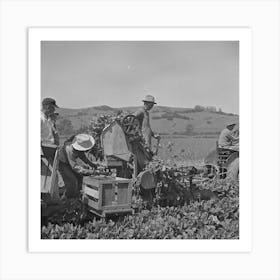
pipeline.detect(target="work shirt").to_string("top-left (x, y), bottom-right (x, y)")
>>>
top-left (58, 143), bottom-right (96, 176)
top-left (218, 128), bottom-right (239, 148)
top-left (51, 121), bottom-right (60, 145)
top-left (41, 112), bottom-right (56, 145)
top-left (134, 107), bottom-right (154, 148)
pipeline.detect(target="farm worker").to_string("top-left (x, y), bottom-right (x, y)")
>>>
top-left (134, 94), bottom-right (161, 149)
top-left (58, 134), bottom-right (99, 199)
top-left (218, 123), bottom-right (239, 151)
top-left (49, 112), bottom-right (60, 145)
top-left (41, 98), bottom-right (59, 146)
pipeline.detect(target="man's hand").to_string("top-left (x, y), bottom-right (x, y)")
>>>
top-left (86, 169), bottom-right (95, 176)
top-left (86, 168), bottom-right (105, 176)
top-left (90, 163), bottom-right (98, 169)
top-left (154, 134), bottom-right (161, 140)
top-left (91, 161), bottom-right (106, 169)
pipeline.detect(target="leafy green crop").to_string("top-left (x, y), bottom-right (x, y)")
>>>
top-left (41, 179), bottom-right (239, 239)
top-left (42, 113), bottom-right (239, 240)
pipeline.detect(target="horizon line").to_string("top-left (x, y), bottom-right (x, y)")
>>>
top-left (57, 104), bottom-right (239, 115)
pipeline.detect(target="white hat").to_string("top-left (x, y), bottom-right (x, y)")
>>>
top-left (142, 95), bottom-right (157, 104)
top-left (72, 134), bottom-right (95, 151)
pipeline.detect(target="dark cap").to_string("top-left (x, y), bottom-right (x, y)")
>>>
top-left (42, 98), bottom-right (59, 108)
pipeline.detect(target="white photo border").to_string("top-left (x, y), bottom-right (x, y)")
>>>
top-left (28, 27), bottom-right (252, 253)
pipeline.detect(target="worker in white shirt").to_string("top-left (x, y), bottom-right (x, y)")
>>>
top-left (41, 98), bottom-right (60, 164)
top-left (41, 97), bottom-right (59, 146)
top-left (218, 123), bottom-right (239, 151)
top-left (49, 112), bottom-right (60, 146)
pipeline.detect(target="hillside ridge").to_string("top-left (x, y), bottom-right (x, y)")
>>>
top-left (57, 105), bottom-right (238, 116)
top-left (56, 105), bottom-right (239, 137)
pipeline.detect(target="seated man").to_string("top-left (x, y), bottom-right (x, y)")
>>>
top-left (58, 134), bottom-right (100, 199)
top-left (218, 123), bottom-right (239, 152)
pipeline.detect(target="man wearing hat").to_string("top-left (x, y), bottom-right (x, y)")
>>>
top-left (58, 134), bottom-right (100, 199)
top-left (134, 94), bottom-right (161, 149)
top-left (218, 122), bottom-right (239, 151)
top-left (41, 97), bottom-right (59, 146)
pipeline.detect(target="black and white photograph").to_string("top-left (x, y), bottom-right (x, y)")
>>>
top-left (40, 39), bottom-right (240, 240)
top-left (2, 0), bottom-right (280, 278)
top-left (3, 0), bottom-right (280, 278)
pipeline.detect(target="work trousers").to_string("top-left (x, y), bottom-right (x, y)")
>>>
top-left (142, 131), bottom-right (152, 149)
top-left (131, 142), bottom-right (150, 175)
top-left (58, 161), bottom-right (83, 199)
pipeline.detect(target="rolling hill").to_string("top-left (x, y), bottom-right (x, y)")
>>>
top-left (56, 105), bottom-right (239, 137)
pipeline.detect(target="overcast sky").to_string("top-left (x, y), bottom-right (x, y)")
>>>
top-left (41, 41), bottom-right (239, 114)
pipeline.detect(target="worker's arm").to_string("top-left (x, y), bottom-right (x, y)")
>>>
top-left (228, 132), bottom-right (239, 143)
top-left (151, 128), bottom-right (161, 140)
top-left (41, 117), bottom-right (55, 145)
top-left (53, 131), bottom-right (60, 146)
top-left (152, 132), bottom-right (161, 140)
top-left (66, 151), bottom-right (95, 176)
top-left (77, 151), bottom-right (98, 169)
top-left (231, 130), bottom-right (239, 145)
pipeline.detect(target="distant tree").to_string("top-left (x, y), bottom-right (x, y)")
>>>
top-left (57, 118), bottom-right (75, 135)
top-left (218, 108), bottom-right (223, 113)
top-left (194, 105), bottom-right (205, 112)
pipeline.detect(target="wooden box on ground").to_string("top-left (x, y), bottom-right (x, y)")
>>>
top-left (82, 176), bottom-right (134, 217)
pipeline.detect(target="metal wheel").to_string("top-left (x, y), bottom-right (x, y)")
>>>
top-left (203, 164), bottom-right (218, 179)
top-left (122, 115), bottom-right (140, 136)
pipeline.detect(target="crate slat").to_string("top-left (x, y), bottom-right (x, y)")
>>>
top-left (84, 185), bottom-right (99, 199)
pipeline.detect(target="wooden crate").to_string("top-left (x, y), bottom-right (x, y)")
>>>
top-left (82, 176), bottom-right (133, 217)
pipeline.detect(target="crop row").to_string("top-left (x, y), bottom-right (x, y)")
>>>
top-left (42, 180), bottom-right (239, 239)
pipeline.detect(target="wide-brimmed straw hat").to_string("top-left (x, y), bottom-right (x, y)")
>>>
top-left (142, 95), bottom-right (157, 104)
top-left (72, 134), bottom-right (95, 151)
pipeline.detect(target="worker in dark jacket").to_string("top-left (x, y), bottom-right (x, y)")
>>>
top-left (218, 123), bottom-right (239, 151)
top-left (134, 94), bottom-right (161, 148)
top-left (58, 134), bottom-right (100, 199)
